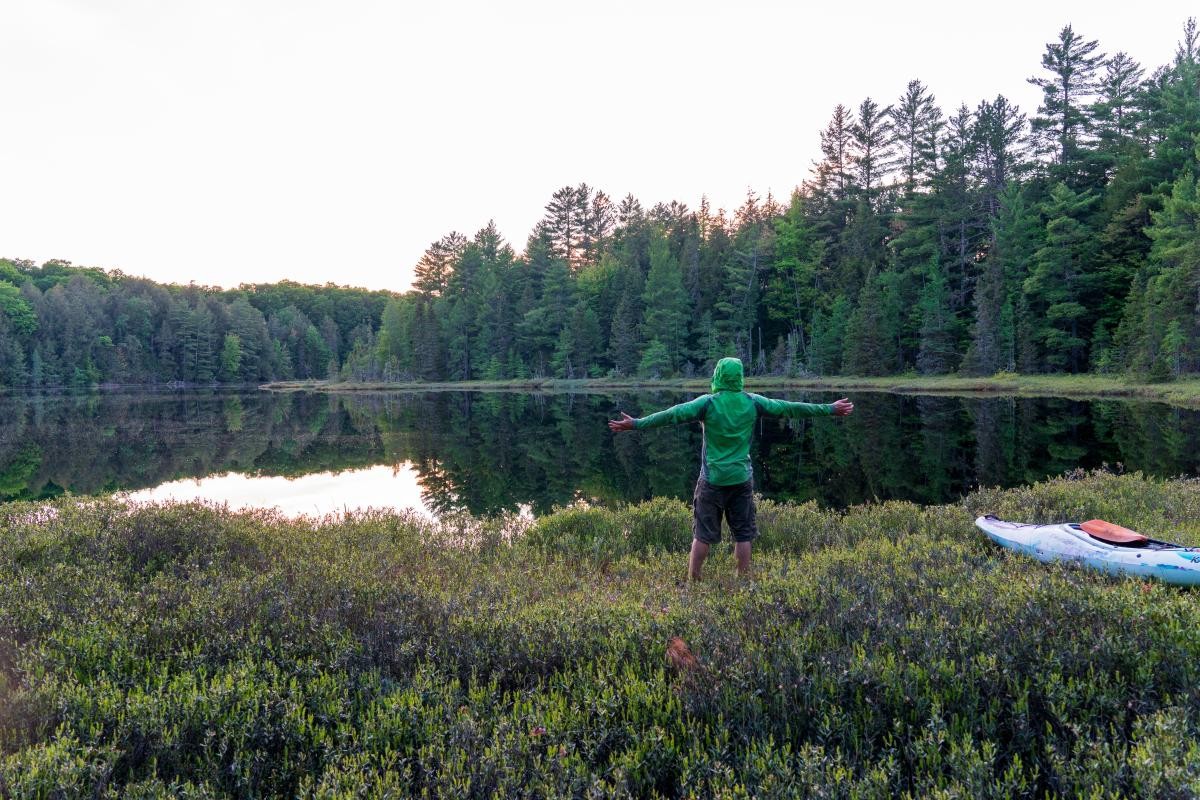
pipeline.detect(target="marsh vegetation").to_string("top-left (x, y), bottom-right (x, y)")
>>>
top-left (2, 471), bottom-right (1199, 797)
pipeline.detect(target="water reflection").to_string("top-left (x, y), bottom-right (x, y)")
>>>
top-left (125, 463), bottom-right (435, 518)
top-left (2, 390), bottom-right (1199, 516)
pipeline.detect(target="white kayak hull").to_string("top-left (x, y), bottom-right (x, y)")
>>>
top-left (975, 516), bottom-right (1200, 587)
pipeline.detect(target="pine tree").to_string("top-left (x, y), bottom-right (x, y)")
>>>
top-left (915, 260), bottom-right (959, 374)
top-left (849, 97), bottom-right (896, 200)
top-left (579, 190), bottom-right (615, 267)
top-left (1089, 319), bottom-right (1115, 373)
top-left (1135, 165), bottom-right (1200, 374)
top-left (842, 273), bottom-right (899, 375)
top-left (375, 298), bottom-right (409, 377)
top-left (0, 316), bottom-right (27, 388)
top-left (1014, 294), bottom-right (1039, 373)
top-left (640, 229), bottom-right (688, 372)
top-left (1092, 52), bottom-right (1145, 148)
top-left (318, 315), bottom-right (340, 366)
top-left (1159, 319), bottom-right (1187, 378)
top-left (607, 273), bottom-right (642, 376)
top-left (617, 193), bottom-right (644, 226)
top-left (934, 105), bottom-right (985, 311)
top-left (469, 221), bottom-right (518, 378)
top-left (765, 191), bottom-right (824, 349)
top-left (1023, 182), bottom-right (1099, 371)
top-left (716, 199), bottom-right (771, 361)
top-left (973, 95), bottom-right (1028, 219)
top-left (179, 304), bottom-right (216, 383)
top-left (301, 323), bottom-right (332, 379)
top-left (550, 326), bottom-right (576, 378)
top-left (543, 185), bottom-right (590, 269)
top-left (412, 298), bottom-right (442, 381)
top-left (968, 184), bottom-right (1039, 374)
top-left (695, 202), bottom-right (732, 315)
top-left (688, 311), bottom-right (723, 373)
top-left (1028, 25), bottom-right (1105, 174)
top-left (341, 326), bottom-right (379, 381)
top-left (891, 80), bottom-right (943, 195)
top-left (227, 298), bottom-right (270, 380)
top-left (219, 333), bottom-right (243, 381)
top-left (808, 295), bottom-right (851, 375)
top-left (817, 104), bottom-right (855, 202)
top-left (515, 226), bottom-right (573, 375)
top-left (962, 254), bottom-right (1005, 376)
top-left (273, 339), bottom-right (293, 380)
top-left (998, 298), bottom-right (1017, 372)
top-left (1143, 20), bottom-right (1200, 183)
top-left (413, 232), bottom-right (467, 297)
top-left (837, 200), bottom-right (889, 298)
top-left (637, 339), bottom-right (671, 378)
top-left (443, 296), bottom-right (475, 380)
top-left (569, 303), bottom-right (603, 377)
top-left (994, 184), bottom-right (1043, 290)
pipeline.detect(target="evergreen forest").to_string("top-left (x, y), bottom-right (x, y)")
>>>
top-left (3, 20), bottom-right (1200, 389)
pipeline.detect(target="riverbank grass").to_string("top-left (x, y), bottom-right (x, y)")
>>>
top-left (264, 373), bottom-right (1200, 407)
top-left (3, 471), bottom-right (1200, 797)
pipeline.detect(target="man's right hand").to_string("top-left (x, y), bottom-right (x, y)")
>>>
top-left (831, 398), bottom-right (854, 417)
top-left (608, 412), bottom-right (636, 432)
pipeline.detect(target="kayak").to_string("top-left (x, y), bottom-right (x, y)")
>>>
top-left (975, 515), bottom-right (1200, 586)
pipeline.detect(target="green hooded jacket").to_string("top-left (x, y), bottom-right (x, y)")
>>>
top-left (634, 357), bottom-right (834, 486)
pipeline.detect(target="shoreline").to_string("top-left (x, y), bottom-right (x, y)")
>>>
top-left (259, 373), bottom-right (1200, 407)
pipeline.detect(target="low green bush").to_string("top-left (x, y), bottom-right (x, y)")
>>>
top-left (1, 471), bottom-right (1198, 797)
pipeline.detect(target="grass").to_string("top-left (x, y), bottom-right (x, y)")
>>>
top-left (263, 373), bottom-right (1200, 408)
top-left (2, 471), bottom-right (1200, 797)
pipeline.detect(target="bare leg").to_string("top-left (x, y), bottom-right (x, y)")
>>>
top-left (734, 541), bottom-right (752, 576)
top-left (688, 539), bottom-right (710, 581)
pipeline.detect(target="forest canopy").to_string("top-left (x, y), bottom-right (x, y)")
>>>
top-left (3, 19), bottom-right (1200, 389)
top-left (0, 260), bottom-right (391, 388)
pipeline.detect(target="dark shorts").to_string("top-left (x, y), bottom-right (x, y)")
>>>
top-left (692, 477), bottom-right (757, 545)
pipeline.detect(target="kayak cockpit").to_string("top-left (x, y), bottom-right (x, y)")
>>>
top-left (1077, 519), bottom-right (1149, 547)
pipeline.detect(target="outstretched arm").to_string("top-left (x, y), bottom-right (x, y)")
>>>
top-left (749, 394), bottom-right (854, 418)
top-left (608, 395), bottom-right (711, 433)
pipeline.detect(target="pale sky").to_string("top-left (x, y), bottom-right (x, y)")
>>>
top-left (3, 0), bottom-right (1196, 292)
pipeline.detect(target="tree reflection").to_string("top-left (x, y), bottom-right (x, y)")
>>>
top-left (1, 390), bottom-right (1199, 514)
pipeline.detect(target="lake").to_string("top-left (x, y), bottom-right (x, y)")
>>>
top-left (2, 389), bottom-right (1198, 517)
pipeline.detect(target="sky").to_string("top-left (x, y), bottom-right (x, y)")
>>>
top-left (3, 0), bottom-right (1197, 293)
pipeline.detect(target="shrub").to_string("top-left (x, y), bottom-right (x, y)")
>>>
top-left (1, 473), bottom-right (1199, 797)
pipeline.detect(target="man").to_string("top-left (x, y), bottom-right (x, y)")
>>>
top-left (609, 357), bottom-right (853, 580)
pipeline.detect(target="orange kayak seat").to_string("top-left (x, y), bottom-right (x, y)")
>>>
top-left (1079, 519), bottom-right (1150, 546)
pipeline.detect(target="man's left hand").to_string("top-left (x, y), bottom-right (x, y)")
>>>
top-left (832, 398), bottom-right (854, 417)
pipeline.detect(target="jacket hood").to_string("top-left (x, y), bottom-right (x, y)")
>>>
top-left (711, 357), bottom-right (744, 392)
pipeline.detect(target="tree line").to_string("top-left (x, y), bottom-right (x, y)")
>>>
top-left (0, 259), bottom-right (391, 388)
top-left (357, 19), bottom-right (1200, 383)
top-left (2, 19), bottom-right (1199, 390)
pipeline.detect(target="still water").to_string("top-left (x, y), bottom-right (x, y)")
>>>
top-left (2, 389), bottom-right (1198, 517)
